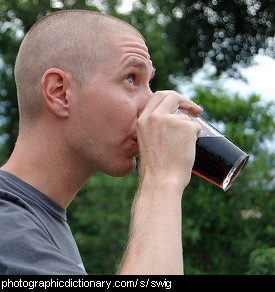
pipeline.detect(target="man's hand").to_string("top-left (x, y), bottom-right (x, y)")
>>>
top-left (137, 90), bottom-right (203, 191)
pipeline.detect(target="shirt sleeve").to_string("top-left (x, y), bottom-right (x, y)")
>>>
top-left (0, 197), bottom-right (87, 275)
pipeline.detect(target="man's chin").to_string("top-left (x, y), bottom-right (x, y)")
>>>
top-left (105, 157), bottom-right (137, 177)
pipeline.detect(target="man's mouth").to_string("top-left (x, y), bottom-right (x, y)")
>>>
top-left (132, 137), bottom-right (138, 147)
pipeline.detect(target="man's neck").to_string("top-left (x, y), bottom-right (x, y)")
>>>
top-left (1, 131), bottom-right (94, 209)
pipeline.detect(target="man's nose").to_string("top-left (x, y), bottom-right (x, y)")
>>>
top-left (138, 87), bottom-right (153, 117)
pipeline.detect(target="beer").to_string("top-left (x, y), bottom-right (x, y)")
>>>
top-left (193, 136), bottom-right (249, 190)
top-left (174, 109), bottom-right (249, 190)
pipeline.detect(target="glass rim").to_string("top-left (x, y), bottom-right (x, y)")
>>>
top-left (222, 153), bottom-right (249, 191)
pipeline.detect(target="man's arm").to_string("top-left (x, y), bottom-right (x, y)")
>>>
top-left (118, 91), bottom-right (202, 274)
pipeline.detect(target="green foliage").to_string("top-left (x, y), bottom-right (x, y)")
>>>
top-left (247, 248), bottom-right (275, 275)
top-left (67, 172), bottom-right (138, 274)
top-left (154, 0), bottom-right (275, 76)
top-left (182, 87), bottom-right (275, 274)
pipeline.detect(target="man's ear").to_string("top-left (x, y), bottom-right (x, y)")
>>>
top-left (41, 68), bottom-right (70, 118)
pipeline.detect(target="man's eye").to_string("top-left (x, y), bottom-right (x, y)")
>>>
top-left (126, 76), bottom-right (134, 84)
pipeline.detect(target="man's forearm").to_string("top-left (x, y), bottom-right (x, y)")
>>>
top-left (118, 176), bottom-right (184, 275)
top-left (118, 91), bottom-right (202, 275)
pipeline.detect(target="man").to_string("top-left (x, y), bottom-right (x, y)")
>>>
top-left (0, 10), bottom-right (202, 274)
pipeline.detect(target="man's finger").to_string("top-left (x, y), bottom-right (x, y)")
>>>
top-left (142, 90), bottom-right (203, 116)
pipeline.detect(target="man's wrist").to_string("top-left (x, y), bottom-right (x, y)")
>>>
top-left (139, 173), bottom-right (188, 199)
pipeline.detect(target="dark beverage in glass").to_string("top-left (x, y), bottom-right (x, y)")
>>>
top-left (175, 109), bottom-right (249, 191)
top-left (193, 136), bottom-right (249, 191)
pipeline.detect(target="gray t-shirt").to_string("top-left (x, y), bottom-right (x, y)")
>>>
top-left (0, 170), bottom-right (87, 275)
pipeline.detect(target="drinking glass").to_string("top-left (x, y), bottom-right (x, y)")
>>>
top-left (175, 109), bottom-right (249, 191)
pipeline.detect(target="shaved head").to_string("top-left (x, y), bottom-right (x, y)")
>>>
top-left (14, 10), bottom-right (142, 125)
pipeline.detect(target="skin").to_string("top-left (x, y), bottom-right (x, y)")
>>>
top-left (67, 33), bottom-right (155, 178)
top-left (1, 11), bottom-right (203, 274)
top-left (119, 90), bottom-right (202, 274)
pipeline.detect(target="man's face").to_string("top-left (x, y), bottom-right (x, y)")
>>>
top-left (70, 32), bottom-right (154, 177)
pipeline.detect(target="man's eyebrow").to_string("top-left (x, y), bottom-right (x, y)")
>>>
top-left (124, 59), bottom-right (156, 80)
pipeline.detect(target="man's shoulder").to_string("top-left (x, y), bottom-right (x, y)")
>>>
top-left (0, 189), bottom-right (48, 235)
